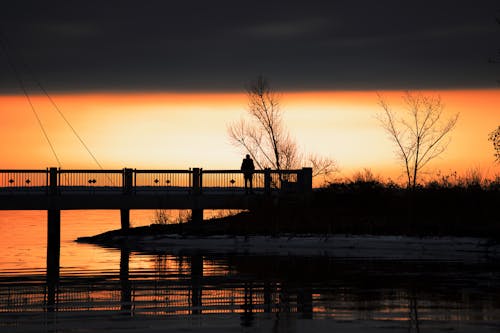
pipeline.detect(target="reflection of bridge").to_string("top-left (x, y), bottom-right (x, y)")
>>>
top-left (0, 167), bottom-right (312, 291)
top-left (0, 251), bottom-right (315, 321)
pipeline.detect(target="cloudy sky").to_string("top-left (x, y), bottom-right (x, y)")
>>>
top-left (0, 0), bottom-right (498, 93)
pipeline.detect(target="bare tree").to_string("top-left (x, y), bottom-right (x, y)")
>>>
top-left (228, 76), bottom-right (336, 178)
top-left (489, 126), bottom-right (500, 162)
top-left (378, 92), bottom-right (459, 189)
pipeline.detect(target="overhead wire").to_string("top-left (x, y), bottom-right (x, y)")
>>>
top-left (0, 30), bottom-right (63, 168)
top-left (26, 65), bottom-right (106, 172)
top-left (0, 27), bottom-right (107, 174)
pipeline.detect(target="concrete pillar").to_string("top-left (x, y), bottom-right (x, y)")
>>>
top-left (46, 208), bottom-right (60, 310)
top-left (121, 168), bottom-right (133, 231)
top-left (46, 167), bottom-right (60, 311)
top-left (191, 168), bottom-right (203, 224)
top-left (120, 209), bottom-right (130, 231)
top-left (191, 209), bottom-right (203, 224)
top-left (49, 167), bottom-right (58, 195)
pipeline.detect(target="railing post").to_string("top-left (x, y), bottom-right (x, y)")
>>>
top-left (264, 168), bottom-right (271, 195)
top-left (192, 168), bottom-right (201, 194)
top-left (49, 167), bottom-right (58, 195)
top-left (122, 168), bottom-right (133, 195)
top-left (191, 168), bottom-right (203, 224)
top-left (121, 168), bottom-right (133, 231)
top-left (301, 167), bottom-right (313, 194)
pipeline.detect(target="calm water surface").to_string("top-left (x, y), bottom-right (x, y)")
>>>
top-left (1, 210), bottom-right (500, 332)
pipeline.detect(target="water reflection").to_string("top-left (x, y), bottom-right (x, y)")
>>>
top-left (120, 246), bottom-right (131, 314)
top-left (1, 247), bottom-right (500, 330)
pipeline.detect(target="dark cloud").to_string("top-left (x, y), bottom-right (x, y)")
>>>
top-left (0, 0), bottom-right (498, 92)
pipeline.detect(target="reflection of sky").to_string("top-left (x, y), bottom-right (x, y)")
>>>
top-left (0, 210), bottom-right (154, 274)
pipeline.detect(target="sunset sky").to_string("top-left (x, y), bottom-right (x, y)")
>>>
top-left (0, 1), bottom-right (499, 182)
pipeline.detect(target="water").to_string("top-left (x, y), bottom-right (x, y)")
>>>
top-left (1, 211), bottom-right (500, 332)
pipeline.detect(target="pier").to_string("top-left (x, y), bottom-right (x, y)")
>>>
top-left (0, 166), bottom-right (312, 231)
top-left (0, 167), bottom-right (312, 305)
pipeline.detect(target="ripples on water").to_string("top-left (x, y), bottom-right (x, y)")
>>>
top-left (1, 211), bottom-right (500, 332)
top-left (2, 253), bottom-right (500, 332)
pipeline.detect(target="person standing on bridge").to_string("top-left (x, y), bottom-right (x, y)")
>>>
top-left (241, 154), bottom-right (255, 194)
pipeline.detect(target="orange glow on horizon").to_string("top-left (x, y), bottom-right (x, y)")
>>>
top-left (0, 89), bottom-right (498, 182)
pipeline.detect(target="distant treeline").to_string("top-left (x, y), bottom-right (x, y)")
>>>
top-left (208, 180), bottom-right (500, 239)
top-left (83, 179), bottom-right (500, 244)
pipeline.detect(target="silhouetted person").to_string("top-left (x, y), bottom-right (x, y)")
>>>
top-left (241, 154), bottom-right (255, 194)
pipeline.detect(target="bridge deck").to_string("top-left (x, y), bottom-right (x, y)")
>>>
top-left (0, 168), bottom-right (312, 210)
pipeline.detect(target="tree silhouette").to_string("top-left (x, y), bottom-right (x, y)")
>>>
top-left (489, 126), bottom-right (500, 162)
top-left (228, 76), bottom-right (337, 178)
top-left (378, 92), bottom-right (459, 189)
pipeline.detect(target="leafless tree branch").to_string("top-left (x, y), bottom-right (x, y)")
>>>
top-left (228, 75), bottom-right (337, 182)
top-left (378, 92), bottom-right (459, 189)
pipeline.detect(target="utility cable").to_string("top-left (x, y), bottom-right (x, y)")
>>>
top-left (1, 27), bottom-right (109, 178)
top-left (0, 33), bottom-right (62, 168)
top-left (0, 28), bottom-right (105, 171)
top-left (31, 75), bottom-right (106, 172)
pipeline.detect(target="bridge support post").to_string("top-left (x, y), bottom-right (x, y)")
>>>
top-left (192, 168), bottom-right (203, 224)
top-left (47, 167), bottom-right (60, 310)
top-left (121, 168), bottom-right (133, 231)
top-left (47, 209), bottom-right (60, 310)
top-left (120, 209), bottom-right (130, 231)
top-left (299, 167), bottom-right (313, 194)
top-left (264, 168), bottom-right (271, 195)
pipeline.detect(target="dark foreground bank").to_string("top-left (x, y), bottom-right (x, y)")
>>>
top-left (78, 183), bottom-right (500, 244)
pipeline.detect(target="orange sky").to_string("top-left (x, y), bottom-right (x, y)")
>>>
top-left (0, 89), bottom-right (498, 183)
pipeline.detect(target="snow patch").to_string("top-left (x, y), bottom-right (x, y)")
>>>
top-left (129, 234), bottom-right (500, 261)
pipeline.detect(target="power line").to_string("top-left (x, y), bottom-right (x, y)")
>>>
top-left (0, 31), bottom-right (62, 168)
top-left (28, 69), bottom-right (106, 172)
top-left (0, 27), bottom-right (106, 172)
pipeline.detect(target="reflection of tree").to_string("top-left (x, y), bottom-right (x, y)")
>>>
top-left (408, 290), bottom-right (420, 333)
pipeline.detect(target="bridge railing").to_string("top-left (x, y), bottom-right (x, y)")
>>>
top-left (0, 167), bottom-right (312, 195)
top-left (0, 169), bottom-right (49, 194)
top-left (201, 170), bottom-right (265, 192)
top-left (58, 170), bottom-right (123, 194)
top-left (134, 170), bottom-right (193, 193)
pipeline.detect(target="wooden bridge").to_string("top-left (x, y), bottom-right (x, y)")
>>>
top-left (0, 167), bottom-right (312, 224)
top-left (0, 167), bottom-right (312, 300)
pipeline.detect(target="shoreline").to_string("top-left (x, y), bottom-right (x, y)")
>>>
top-left (77, 223), bottom-right (500, 261)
